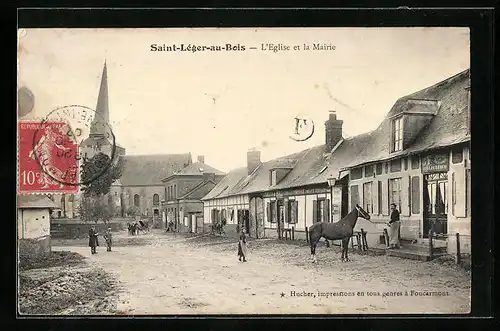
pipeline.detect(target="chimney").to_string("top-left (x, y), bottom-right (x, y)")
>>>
top-left (197, 155), bottom-right (205, 164)
top-left (203, 172), bottom-right (215, 182)
top-left (325, 110), bottom-right (343, 152)
top-left (247, 149), bottom-right (261, 175)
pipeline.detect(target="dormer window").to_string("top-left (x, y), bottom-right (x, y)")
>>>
top-left (392, 117), bottom-right (403, 152)
top-left (270, 170), bottom-right (277, 186)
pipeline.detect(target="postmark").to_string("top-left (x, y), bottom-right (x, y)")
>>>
top-left (289, 115), bottom-right (315, 142)
top-left (18, 105), bottom-right (117, 194)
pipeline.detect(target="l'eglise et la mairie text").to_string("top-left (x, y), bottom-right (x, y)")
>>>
top-left (150, 44), bottom-right (246, 52)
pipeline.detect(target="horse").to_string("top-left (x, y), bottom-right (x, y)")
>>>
top-left (308, 204), bottom-right (371, 263)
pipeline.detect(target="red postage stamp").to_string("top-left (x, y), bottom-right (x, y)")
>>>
top-left (18, 121), bottom-right (79, 194)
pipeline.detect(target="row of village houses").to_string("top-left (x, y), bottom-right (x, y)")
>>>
top-left (45, 68), bottom-right (471, 255)
top-left (201, 69), bottom-right (471, 254)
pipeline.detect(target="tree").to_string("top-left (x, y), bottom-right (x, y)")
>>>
top-left (79, 152), bottom-right (125, 223)
top-left (78, 194), bottom-right (112, 224)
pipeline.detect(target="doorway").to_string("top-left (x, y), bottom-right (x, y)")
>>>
top-left (423, 172), bottom-right (448, 238)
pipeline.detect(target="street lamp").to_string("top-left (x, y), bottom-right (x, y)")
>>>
top-left (327, 177), bottom-right (336, 187)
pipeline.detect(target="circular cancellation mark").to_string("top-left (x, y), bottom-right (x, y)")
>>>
top-left (31, 105), bottom-right (117, 187)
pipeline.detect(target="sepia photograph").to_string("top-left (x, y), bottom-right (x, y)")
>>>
top-left (17, 26), bottom-right (472, 315)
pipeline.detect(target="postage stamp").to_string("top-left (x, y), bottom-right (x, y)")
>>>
top-left (18, 121), bottom-right (79, 194)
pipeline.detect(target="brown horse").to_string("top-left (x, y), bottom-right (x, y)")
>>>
top-left (309, 204), bottom-right (371, 263)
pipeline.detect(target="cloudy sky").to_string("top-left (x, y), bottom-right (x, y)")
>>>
top-left (18, 27), bottom-right (470, 172)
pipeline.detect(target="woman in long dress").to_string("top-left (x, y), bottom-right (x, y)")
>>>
top-left (238, 227), bottom-right (248, 262)
top-left (387, 203), bottom-right (401, 249)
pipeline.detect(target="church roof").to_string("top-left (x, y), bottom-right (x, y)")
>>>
top-left (162, 162), bottom-right (225, 181)
top-left (120, 154), bottom-right (192, 186)
top-left (90, 61), bottom-right (110, 136)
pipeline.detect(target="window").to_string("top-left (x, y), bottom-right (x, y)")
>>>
top-left (134, 194), bottom-right (140, 207)
top-left (350, 185), bottom-right (360, 208)
top-left (392, 117), bottom-right (403, 152)
top-left (376, 163), bottom-right (382, 175)
top-left (452, 147), bottom-right (463, 164)
top-left (363, 182), bottom-right (373, 214)
top-left (411, 156), bottom-right (420, 169)
top-left (390, 159), bottom-right (402, 172)
top-left (350, 167), bottom-right (362, 180)
top-left (385, 163), bottom-right (389, 173)
top-left (389, 178), bottom-right (402, 211)
top-left (403, 158), bottom-right (408, 171)
top-left (173, 185), bottom-right (177, 199)
top-left (287, 200), bottom-right (298, 223)
top-left (364, 165), bottom-right (374, 177)
top-left (153, 194), bottom-right (159, 206)
top-left (271, 170), bottom-right (277, 186)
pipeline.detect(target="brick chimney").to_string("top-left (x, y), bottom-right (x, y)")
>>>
top-left (325, 110), bottom-right (343, 152)
top-left (197, 155), bottom-right (205, 164)
top-left (247, 149), bottom-right (261, 175)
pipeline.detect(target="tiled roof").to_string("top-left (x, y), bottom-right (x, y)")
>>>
top-left (180, 180), bottom-right (217, 200)
top-left (18, 195), bottom-right (57, 209)
top-left (341, 68), bottom-right (470, 169)
top-left (202, 69), bottom-right (470, 200)
top-left (163, 162), bottom-right (225, 180)
top-left (120, 153), bottom-right (192, 186)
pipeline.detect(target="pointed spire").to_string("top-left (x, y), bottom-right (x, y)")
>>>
top-left (90, 61), bottom-right (110, 136)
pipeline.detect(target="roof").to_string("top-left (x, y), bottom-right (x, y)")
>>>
top-left (179, 180), bottom-right (218, 200)
top-left (202, 69), bottom-right (470, 200)
top-left (342, 68), bottom-right (470, 169)
top-left (202, 167), bottom-right (248, 200)
top-left (18, 195), bottom-right (57, 209)
top-left (163, 162), bottom-right (225, 181)
top-left (120, 153), bottom-right (192, 186)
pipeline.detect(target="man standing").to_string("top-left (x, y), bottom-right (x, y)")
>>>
top-left (88, 225), bottom-right (99, 254)
top-left (387, 203), bottom-right (401, 249)
top-left (103, 227), bottom-right (113, 252)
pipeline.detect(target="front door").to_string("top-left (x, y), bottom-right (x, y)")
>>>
top-left (277, 200), bottom-right (285, 238)
top-left (423, 172), bottom-right (448, 238)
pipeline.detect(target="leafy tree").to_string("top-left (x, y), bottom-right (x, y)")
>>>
top-left (79, 152), bottom-right (125, 223)
top-left (80, 152), bottom-right (125, 197)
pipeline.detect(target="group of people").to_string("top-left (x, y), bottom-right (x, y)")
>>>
top-left (88, 225), bottom-right (113, 254)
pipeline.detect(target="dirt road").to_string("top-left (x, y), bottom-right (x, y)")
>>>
top-left (52, 230), bottom-right (470, 315)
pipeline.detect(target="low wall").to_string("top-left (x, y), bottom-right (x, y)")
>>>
top-left (51, 218), bottom-right (133, 239)
top-left (19, 235), bottom-right (51, 258)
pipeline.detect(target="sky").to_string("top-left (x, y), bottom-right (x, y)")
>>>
top-left (18, 27), bottom-right (470, 173)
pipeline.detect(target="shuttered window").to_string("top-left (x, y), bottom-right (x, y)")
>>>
top-left (376, 163), bottom-right (383, 175)
top-left (389, 178), bottom-right (402, 212)
top-left (411, 176), bottom-right (420, 214)
top-left (267, 201), bottom-right (278, 223)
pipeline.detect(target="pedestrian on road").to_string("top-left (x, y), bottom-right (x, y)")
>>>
top-left (238, 227), bottom-right (248, 262)
top-left (104, 227), bottom-right (113, 252)
top-left (387, 203), bottom-right (401, 249)
top-left (88, 225), bottom-right (99, 254)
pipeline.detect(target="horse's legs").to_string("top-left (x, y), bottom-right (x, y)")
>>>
top-left (310, 237), bottom-right (320, 263)
top-left (342, 237), bottom-right (350, 262)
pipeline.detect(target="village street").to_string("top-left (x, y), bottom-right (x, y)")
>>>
top-left (50, 230), bottom-right (471, 315)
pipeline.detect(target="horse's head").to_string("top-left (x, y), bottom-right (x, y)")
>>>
top-left (355, 204), bottom-right (371, 220)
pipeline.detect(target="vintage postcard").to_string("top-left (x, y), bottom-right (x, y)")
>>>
top-left (17, 27), bottom-right (471, 315)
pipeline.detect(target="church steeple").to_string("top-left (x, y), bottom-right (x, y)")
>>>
top-left (90, 61), bottom-right (110, 136)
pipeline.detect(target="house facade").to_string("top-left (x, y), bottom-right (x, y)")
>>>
top-left (162, 156), bottom-right (225, 232)
top-left (18, 195), bottom-right (57, 257)
top-left (342, 69), bottom-right (471, 254)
